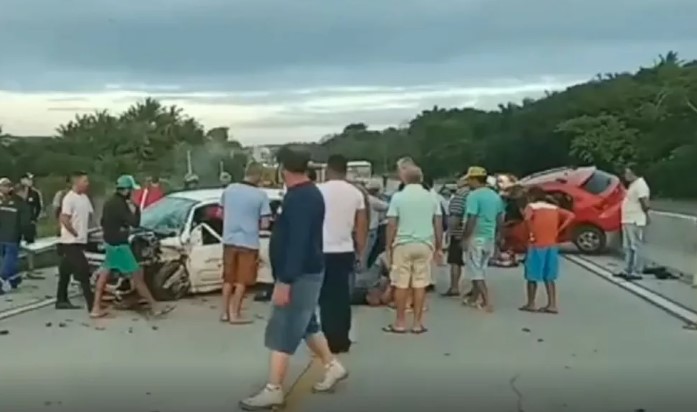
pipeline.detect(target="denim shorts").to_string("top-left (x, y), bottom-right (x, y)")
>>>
top-left (264, 271), bottom-right (324, 355)
top-left (465, 238), bottom-right (495, 280)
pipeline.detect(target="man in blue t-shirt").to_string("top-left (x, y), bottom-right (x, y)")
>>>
top-left (219, 162), bottom-right (271, 324)
top-left (461, 166), bottom-right (504, 313)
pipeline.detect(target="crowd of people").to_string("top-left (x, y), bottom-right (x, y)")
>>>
top-left (0, 147), bottom-right (656, 409)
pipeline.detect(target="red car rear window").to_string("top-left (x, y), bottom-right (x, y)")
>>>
top-left (580, 170), bottom-right (615, 195)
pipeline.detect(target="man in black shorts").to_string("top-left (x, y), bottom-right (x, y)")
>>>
top-left (442, 176), bottom-right (469, 297)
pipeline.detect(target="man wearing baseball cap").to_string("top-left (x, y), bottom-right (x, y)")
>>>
top-left (91, 175), bottom-right (173, 318)
top-left (461, 166), bottom-right (505, 313)
top-left (0, 177), bottom-right (32, 294)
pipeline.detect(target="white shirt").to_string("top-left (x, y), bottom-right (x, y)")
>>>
top-left (318, 180), bottom-right (365, 253)
top-left (621, 177), bottom-right (650, 226)
top-left (59, 191), bottom-right (94, 244)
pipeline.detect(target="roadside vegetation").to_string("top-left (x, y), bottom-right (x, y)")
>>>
top-left (1, 51), bottom-right (696, 237)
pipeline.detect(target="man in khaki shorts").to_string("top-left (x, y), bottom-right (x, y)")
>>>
top-left (220, 162), bottom-right (271, 324)
top-left (383, 166), bottom-right (443, 334)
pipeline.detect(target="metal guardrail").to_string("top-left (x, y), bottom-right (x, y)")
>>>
top-left (19, 236), bottom-right (59, 274)
top-left (608, 211), bottom-right (697, 285)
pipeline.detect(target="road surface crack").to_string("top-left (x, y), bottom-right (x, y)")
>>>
top-left (509, 374), bottom-right (525, 412)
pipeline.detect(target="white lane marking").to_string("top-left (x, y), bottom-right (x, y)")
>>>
top-left (565, 254), bottom-right (697, 324)
top-left (651, 210), bottom-right (697, 221)
top-left (0, 292), bottom-right (81, 321)
top-left (0, 298), bottom-right (57, 321)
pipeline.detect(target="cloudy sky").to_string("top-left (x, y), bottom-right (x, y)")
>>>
top-left (1, 0), bottom-right (695, 144)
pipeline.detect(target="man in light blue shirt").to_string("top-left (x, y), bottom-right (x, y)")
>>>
top-left (461, 166), bottom-right (504, 313)
top-left (219, 162), bottom-right (271, 324)
top-left (384, 166), bottom-right (442, 334)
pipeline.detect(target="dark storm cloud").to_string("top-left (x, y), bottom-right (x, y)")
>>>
top-left (1, 0), bottom-right (696, 92)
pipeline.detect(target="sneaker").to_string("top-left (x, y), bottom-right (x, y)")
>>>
top-left (313, 360), bottom-right (348, 393)
top-left (239, 384), bottom-right (285, 411)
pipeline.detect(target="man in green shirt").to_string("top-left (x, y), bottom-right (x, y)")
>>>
top-left (461, 166), bottom-right (504, 313)
top-left (384, 166), bottom-right (442, 334)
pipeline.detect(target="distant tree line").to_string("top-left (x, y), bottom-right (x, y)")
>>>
top-left (1, 51), bottom-right (696, 199)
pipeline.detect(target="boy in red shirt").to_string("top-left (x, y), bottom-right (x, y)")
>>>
top-left (519, 187), bottom-right (574, 314)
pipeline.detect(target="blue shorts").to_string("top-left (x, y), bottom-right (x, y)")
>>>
top-left (264, 271), bottom-right (324, 355)
top-left (525, 247), bottom-right (560, 282)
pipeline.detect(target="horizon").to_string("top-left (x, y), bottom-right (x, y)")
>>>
top-left (1, 0), bottom-right (696, 145)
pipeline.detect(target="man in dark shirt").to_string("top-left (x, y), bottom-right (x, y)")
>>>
top-left (90, 175), bottom-right (172, 318)
top-left (240, 146), bottom-right (348, 411)
top-left (0, 177), bottom-right (32, 294)
top-left (19, 173), bottom-right (42, 243)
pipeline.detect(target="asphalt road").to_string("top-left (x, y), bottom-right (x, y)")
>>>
top-left (2, 259), bottom-right (696, 412)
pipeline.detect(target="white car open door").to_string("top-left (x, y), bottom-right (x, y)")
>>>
top-left (187, 222), bottom-right (224, 291)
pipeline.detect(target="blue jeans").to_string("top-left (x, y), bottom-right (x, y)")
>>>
top-left (265, 271), bottom-right (324, 355)
top-left (622, 224), bottom-right (644, 276)
top-left (0, 242), bottom-right (21, 289)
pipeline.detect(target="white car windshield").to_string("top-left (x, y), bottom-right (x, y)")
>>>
top-left (140, 196), bottom-right (197, 234)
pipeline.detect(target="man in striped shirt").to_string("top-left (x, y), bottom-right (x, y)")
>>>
top-left (442, 176), bottom-right (469, 297)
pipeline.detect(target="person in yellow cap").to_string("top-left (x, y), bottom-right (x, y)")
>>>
top-left (460, 166), bottom-right (505, 313)
top-left (90, 175), bottom-right (173, 318)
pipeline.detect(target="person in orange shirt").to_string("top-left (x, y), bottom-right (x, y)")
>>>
top-left (132, 176), bottom-right (164, 210)
top-left (519, 186), bottom-right (574, 314)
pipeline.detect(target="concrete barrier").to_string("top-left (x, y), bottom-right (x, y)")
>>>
top-left (608, 211), bottom-right (697, 285)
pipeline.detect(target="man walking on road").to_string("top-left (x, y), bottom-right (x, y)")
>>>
top-left (442, 176), bottom-right (469, 297)
top-left (91, 175), bottom-right (173, 318)
top-left (461, 166), bottom-right (504, 313)
top-left (318, 154), bottom-right (368, 354)
top-left (219, 162), bottom-right (271, 324)
top-left (55, 171), bottom-right (95, 311)
top-left (519, 186), bottom-right (575, 314)
top-left (615, 166), bottom-right (650, 281)
top-left (0, 177), bottom-right (32, 294)
top-left (383, 166), bottom-right (443, 334)
top-left (240, 147), bottom-right (347, 411)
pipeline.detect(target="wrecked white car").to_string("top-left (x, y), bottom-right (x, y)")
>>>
top-left (85, 188), bottom-right (284, 302)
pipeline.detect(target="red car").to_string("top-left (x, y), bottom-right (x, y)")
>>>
top-left (502, 166), bottom-right (624, 254)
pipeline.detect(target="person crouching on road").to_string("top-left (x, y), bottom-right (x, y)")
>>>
top-left (240, 146), bottom-right (347, 411)
top-left (0, 178), bottom-right (32, 294)
top-left (219, 162), bottom-right (271, 324)
top-left (383, 166), bottom-right (443, 334)
top-left (90, 175), bottom-right (173, 319)
top-left (519, 186), bottom-right (575, 314)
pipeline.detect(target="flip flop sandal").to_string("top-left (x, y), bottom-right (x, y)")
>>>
top-left (228, 318), bottom-right (254, 325)
top-left (518, 306), bottom-right (537, 312)
top-left (382, 325), bottom-right (407, 334)
top-left (411, 327), bottom-right (428, 334)
top-left (441, 290), bottom-right (459, 297)
top-left (89, 312), bottom-right (110, 319)
top-left (219, 314), bottom-right (230, 322)
top-left (538, 307), bottom-right (559, 314)
top-left (683, 323), bottom-right (697, 331)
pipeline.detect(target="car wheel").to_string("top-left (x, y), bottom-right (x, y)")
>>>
top-left (147, 261), bottom-right (190, 301)
top-left (572, 225), bottom-right (607, 254)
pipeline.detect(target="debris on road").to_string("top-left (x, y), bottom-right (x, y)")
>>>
top-left (58, 322), bottom-right (67, 328)
top-left (0, 329), bottom-right (8, 335)
top-left (45, 322), bottom-right (52, 327)
top-left (521, 327), bottom-right (531, 333)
